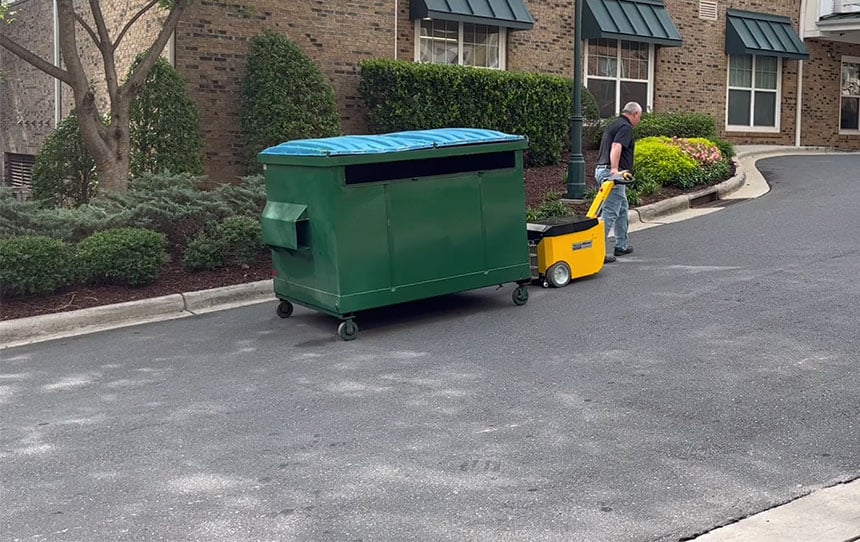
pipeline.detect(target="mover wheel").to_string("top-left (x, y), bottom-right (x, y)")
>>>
top-left (338, 319), bottom-right (359, 341)
top-left (276, 300), bottom-right (294, 318)
top-left (547, 262), bottom-right (572, 288)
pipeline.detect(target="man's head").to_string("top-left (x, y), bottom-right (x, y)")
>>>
top-left (621, 102), bottom-right (643, 127)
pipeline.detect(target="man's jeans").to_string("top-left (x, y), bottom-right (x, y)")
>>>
top-left (594, 168), bottom-right (629, 251)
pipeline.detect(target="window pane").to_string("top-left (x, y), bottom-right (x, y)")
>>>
top-left (728, 89), bottom-right (751, 125)
top-left (419, 20), bottom-right (459, 65)
top-left (753, 91), bottom-right (776, 126)
top-left (729, 55), bottom-right (752, 87)
top-left (620, 81), bottom-right (647, 110)
top-left (588, 79), bottom-right (617, 118)
top-left (620, 41), bottom-right (648, 80)
top-left (755, 56), bottom-right (778, 90)
top-left (587, 39), bottom-right (617, 77)
top-left (462, 23), bottom-right (500, 68)
top-left (843, 62), bottom-right (860, 96)
top-left (841, 97), bottom-right (860, 130)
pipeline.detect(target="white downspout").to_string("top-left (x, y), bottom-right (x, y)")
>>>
top-left (394, 0), bottom-right (399, 60)
top-left (53, 0), bottom-right (62, 126)
top-left (796, 0), bottom-right (808, 147)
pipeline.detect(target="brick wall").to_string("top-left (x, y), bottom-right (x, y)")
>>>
top-left (801, 39), bottom-right (860, 149)
top-left (174, 0), bottom-right (408, 183)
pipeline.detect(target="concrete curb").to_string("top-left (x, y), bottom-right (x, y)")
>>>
top-left (0, 280), bottom-right (273, 349)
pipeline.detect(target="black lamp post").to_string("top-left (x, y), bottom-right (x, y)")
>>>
top-left (566, 0), bottom-right (586, 199)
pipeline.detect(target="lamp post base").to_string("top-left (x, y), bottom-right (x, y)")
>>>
top-left (566, 157), bottom-right (586, 199)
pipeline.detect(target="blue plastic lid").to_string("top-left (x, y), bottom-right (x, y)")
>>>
top-left (260, 128), bottom-right (525, 157)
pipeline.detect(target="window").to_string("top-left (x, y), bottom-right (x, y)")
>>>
top-left (840, 57), bottom-right (860, 132)
top-left (726, 54), bottom-right (780, 131)
top-left (416, 20), bottom-right (505, 69)
top-left (585, 39), bottom-right (652, 118)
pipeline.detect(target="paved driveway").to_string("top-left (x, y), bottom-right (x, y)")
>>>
top-left (2, 155), bottom-right (859, 541)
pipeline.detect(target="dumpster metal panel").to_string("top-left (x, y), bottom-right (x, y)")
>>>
top-left (259, 129), bottom-right (531, 323)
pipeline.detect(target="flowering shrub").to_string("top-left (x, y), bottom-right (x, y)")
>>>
top-left (669, 137), bottom-right (723, 166)
top-left (634, 136), bottom-right (730, 190)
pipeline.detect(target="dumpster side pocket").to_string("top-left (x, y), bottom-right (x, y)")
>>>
top-left (262, 202), bottom-right (309, 250)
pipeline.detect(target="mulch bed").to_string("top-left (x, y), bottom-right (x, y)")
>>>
top-left (0, 152), bottom-right (732, 322)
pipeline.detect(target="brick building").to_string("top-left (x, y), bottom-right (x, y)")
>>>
top-left (2, 0), bottom-right (859, 187)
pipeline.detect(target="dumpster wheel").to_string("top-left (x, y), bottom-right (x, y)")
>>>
top-left (512, 285), bottom-right (529, 306)
top-left (276, 300), bottom-right (294, 318)
top-left (338, 319), bottom-right (359, 341)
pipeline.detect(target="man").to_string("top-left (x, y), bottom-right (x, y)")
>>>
top-left (594, 101), bottom-right (642, 263)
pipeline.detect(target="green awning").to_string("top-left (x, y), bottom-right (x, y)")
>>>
top-left (410, 0), bottom-right (534, 30)
top-left (726, 9), bottom-right (810, 60)
top-left (583, 0), bottom-right (682, 47)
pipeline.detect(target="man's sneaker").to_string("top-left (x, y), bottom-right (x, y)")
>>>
top-left (604, 254), bottom-right (617, 263)
top-left (614, 246), bottom-right (634, 256)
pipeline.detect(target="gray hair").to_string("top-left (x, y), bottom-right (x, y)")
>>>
top-left (622, 102), bottom-right (642, 115)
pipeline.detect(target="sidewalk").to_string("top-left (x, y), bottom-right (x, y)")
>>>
top-left (0, 145), bottom-right (858, 541)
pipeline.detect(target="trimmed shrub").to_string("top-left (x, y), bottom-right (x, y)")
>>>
top-left (129, 56), bottom-right (204, 176)
top-left (218, 216), bottom-right (264, 265)
top-left (183, 236), bottom-right (224, 271)
top-left (359, 59), bottom-right (600, 166)
top-left (633, 137), bottom-right (699, 189)
top-left (31, 111), bottom-right (98, 207)
top-left (0, 236), bottom-right (78, 297)
top-left (634, 112), bottom-right (717, 140)
top-left (182, 215), bottom-right (264, 272)
top-left (77, 228), bottom-right (167, 286)
top-left (241, 31), bottom-right (340, 173)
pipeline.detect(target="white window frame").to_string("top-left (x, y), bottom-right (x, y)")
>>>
top-left (584, 39), bottom-right (655, 118)
top-left (725, 54), bottom-right (782, 133)
top-left (413, 20), bottom-right (507, 70)
top-left (839, 55), bottom-right (860, 135)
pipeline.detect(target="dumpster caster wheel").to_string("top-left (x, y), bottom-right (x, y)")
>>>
top-left (512, 285), bottom-right (529, 306)
top-left (546, 261), bottom-right (572, 288)
top-left (276, 300), bottom-right (293, 319)
top-left (338, 319), bottom-right (358, 341)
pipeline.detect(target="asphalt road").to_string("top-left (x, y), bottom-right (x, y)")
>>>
top-left (2, 155), bottom-right (859, 542)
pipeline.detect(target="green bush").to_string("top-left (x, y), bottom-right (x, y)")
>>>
top-left (218, 216), bottom-right (264, 265)
top-left (182, 216), bottom-right (264, 271)
top-left (359, 59), bottom-right (599, 166)
top-left (240, 31), bottom-right (340, 173)
top-left (633, 137), bottom-right (699, 189)
top-left (77, 228), bottom-right (167, 286)
top-left (634, 112), bottom-right (717, 140)
top-left (526, 192), bottom-right (571, 222)
top-left (0, 236), bottom-right (78, 297)
top-left (626, 176), bottom-right (660, 206)
top-left (709, 137), bottom-right (735, 160)
top-left (129, 57), bottom-right (204, 176)
top-left (31, 111), bottom-right (98, 207)
top-left (183, 236), bottom-right (224, 271)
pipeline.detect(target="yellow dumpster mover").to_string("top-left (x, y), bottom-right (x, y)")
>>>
top-left (527, 172), bottom-right (632, 288)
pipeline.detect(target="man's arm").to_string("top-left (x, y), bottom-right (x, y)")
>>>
top-left (609, 142), bottom-right (623, 174)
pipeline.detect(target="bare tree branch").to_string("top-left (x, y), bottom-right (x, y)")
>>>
top-left (114, 0), bottom-right (160, 52)
top-left (87, 0), bottom-right (111, 47)
top-left (87, 0), bottom-right (120, 102)
top-left (72, 11), bottom-right (101, 50)
top-left (0, 34), bottom-right (74, 86)
top-left (121, 0), bottom-right (191, 99)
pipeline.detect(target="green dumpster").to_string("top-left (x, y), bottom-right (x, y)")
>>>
top-left (258, 128), bottom-right (531, 340)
